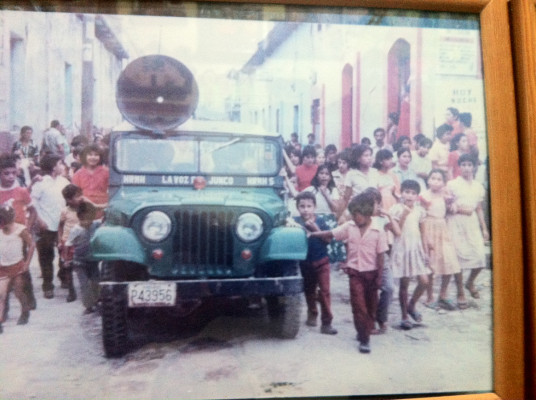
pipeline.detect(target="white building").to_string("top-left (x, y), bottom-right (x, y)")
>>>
top-left (235, 19), bottom-right (486, 154)
top-left (0, 11), bottom-right (129, 152)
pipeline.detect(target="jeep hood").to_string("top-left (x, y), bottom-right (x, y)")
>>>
top-left (107, 186), bottom-right (286, 219)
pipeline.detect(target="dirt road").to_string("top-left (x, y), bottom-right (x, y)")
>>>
top-left (0, 255), bottom-right (492, 399)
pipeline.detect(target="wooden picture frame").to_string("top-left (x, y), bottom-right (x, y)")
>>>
top-left (1, 0), bottom-right (525, 399)
top-left (510, 0), bottom-right (536, 398)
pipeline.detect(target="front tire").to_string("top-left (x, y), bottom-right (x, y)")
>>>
top-left (101, 284), bottom-right (129, 358)
top-left (266, 294), bottom-right (302, 338)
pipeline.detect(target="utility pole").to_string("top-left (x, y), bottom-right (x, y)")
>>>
top-left (81, 14), bottom-right (94, 141)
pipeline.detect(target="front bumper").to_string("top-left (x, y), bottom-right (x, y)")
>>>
top-left (100, 275), bottom-right (303, 302)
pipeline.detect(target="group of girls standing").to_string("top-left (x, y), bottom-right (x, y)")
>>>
top-left (284, 126), bottom-right (489, 330)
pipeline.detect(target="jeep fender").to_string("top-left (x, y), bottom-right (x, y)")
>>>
top-left (91, 226), bottom-right (146, 264)
top-left (258, 227), bottom-right (307, 263)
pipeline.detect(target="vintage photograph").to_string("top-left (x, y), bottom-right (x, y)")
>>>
top-left (0, 3), bottom-right (493, 399)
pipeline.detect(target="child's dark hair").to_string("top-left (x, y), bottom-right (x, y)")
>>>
top-left (360, 137), bottom-right (372, 146)
top-left (80, 144), bottom-right (103, 166)
top-left (389, 111), bottom-right (400, 125)
top-left (413, 133), bottom-right (425, 147)
top-left (0, 153), bottom-right (18, 170)
top-left (40, 154), bottom-right (63, 174)
top-left (310, 164), bottom-right (335, 191)
top-left (436, 123), bottom-right (453, 139)
top-left (70, 134), bottom-right (90, 148)
top-left (397, 146), bottom-right (412, 159)
top-left (337, 148), bottom-right (352, 165)
top-left (71, 161), bottom-right (83, 174)
top-left (62, 184), bottom-right (83, 201)
top-left (373, 149), bottom-right (393, 169)
top-left (427, 169), bottom-right (447, 184)
top-left (459, 112), bottom-right (472, 127)
top-left (351, 144), bottom-right (372, 169)
top-left (393, 135), bottom-right (411, 152)
top-left (450, 133), bottom-right (467, 152)
top-left (285, 144), bottom-right (301, 159)
top-left (458, 153), bottom-right (477, 166)
top-left (0, 204), bottom-right (15, 225)
top-left (401, 179), bottom-right (421, 194)
top-left (419, 137), bottom-right (433, 149)
top-left (295, 190), bottom-right (316, 207)
top-left (76, 201), bottom-right (97, 221)
top-left (363, 187), bottom-right (382, 205)
top-left (301, 145), bottom-right (317, 160)
top-left (447, 107), bottom-right (460, 119)
top-left (324, 144), bottom-right (337, 155)
top-left (348, 192), bottom-right (375, 217)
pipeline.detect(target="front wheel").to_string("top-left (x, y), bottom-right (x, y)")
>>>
top-left (101, 285), bottom-right (130, 358)
top-left (266, 294), bottom-right (302, 339)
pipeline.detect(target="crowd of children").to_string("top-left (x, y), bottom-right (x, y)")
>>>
top-left (0, 122), bottom-right (109, 334)
top-left (0, 109), bottom-right (489, 354)
top-left (285, 107), bottom-right (489, 353)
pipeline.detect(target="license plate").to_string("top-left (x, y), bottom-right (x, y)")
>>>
top-left (128, 282), bottom-right (176, 307)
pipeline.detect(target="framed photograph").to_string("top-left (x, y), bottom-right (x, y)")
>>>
top-left (0, 0), bottom-right (524, 399)
top-left (510, 0), bottom-right (536, 397)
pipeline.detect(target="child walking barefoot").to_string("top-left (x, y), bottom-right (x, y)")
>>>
top-left (420, 170), bottom-right (461, 310)
top-left (0, 205), bottom-right (35, 332)
top-left (389, 179), bottom-right (430, 330)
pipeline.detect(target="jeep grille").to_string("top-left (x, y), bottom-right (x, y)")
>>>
top-left (173, 210), bottom-right (236, 275)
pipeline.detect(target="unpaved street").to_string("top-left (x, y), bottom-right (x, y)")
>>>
top-left (1, 254), bottom-right (492, 399)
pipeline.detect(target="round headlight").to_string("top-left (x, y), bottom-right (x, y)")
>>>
top-left (236, 213), bottom-right (263, 242)
top-left (141, 211), bottom-right (172, 242)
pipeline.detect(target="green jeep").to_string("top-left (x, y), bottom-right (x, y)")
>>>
top-left (91, 55), bottom-right (307, 357)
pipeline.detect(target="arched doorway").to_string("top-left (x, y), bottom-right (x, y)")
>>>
top-left (341, 63), bottom-right (353, 149)
top-left (387, 39), bottom-right (411, 137)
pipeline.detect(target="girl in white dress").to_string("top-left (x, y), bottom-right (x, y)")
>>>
top-left (389, 179), bottom-right (430, 330)
top-left (0, 205), bottom-right (35, 333)
top-left (303, 164), bottom-right (340, 215)
top-left (446, 153), bottom-right (489, 300)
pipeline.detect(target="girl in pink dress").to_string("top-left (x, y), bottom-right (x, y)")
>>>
top-left (373, 149), bottom-right (400, 212)
top-left (420, 169), bottom-right (462, 310)
top-left (447, 133), bottom-right (471, 181)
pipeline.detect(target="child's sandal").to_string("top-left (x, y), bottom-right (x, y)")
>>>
top-left (408, 309), bottom-right (422, 323)
top-left (400, 320), bottom-right (412, 330)
top-left (438, 298), bottom-right (457, 311)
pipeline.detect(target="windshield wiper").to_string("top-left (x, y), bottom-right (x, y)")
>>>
top-left (209, 138), bottom-right (242, 153)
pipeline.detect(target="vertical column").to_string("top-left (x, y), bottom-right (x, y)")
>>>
top-left (81, 14), bottom-right (94, 140)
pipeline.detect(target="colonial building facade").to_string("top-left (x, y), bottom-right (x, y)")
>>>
top-left (234, 17), bottom-right (485, 153)
top-left (0, 11), bottom-right (128, 152)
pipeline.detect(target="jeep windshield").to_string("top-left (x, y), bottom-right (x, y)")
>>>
top-left (114, 136), bottom-right (279, 175)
